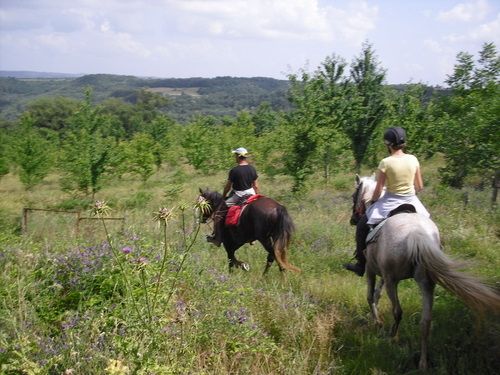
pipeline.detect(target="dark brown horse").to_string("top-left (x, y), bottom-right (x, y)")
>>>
top-left (198, 188), bottom-right (300, 274)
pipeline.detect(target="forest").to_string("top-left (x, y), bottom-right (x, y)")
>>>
top-left (0, 42), bottom-right (498, 374)
top-left (0, 42), bottom-right (498, 197)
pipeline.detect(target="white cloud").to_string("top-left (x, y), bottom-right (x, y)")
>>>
top-left (102, 31), bottom-right (152, 58)
top-left (438, 0), bottom-right (489, 22)
top-left (35, 33), bottom-right (71, 50)
top-left (470, 13), bottom-right (500, 42)
top-left (100, 20), bottom-right (111, 33)
top-left (166, 0), bottom-right (378, 43)
top-left (443, 13), bottom-right (500, 43)
top-left (423, 39), bottom-right (443, 53)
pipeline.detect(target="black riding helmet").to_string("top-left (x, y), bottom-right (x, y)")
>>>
top-left (383, 127), bottom-right (406, 146)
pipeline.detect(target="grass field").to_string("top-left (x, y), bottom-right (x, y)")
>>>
top-left (0, 158), bottom-right (499, 374)
top-left (145, 87), bottom-right (201, 97)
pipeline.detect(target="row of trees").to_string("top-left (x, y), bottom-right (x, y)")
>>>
top-left (0, 42), bottom-right (498, 195)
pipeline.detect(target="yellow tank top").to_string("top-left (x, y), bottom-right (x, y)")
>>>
top-left (378, 154), bottom-right (419, 195)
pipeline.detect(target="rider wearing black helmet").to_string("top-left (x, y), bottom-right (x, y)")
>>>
top-left (344, 126), bottom-right (430, 276)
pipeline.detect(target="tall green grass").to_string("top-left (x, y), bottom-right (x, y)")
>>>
top-left (0, 160), bottom-right (498, 374)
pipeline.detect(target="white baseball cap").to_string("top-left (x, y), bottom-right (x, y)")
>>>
top-left (231, 147), bottom-right (249, 156)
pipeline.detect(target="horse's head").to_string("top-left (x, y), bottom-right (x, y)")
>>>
top-left (197, 188), bottom-right (223, 223)
top-left (350, 174), bottom-right (377, 225)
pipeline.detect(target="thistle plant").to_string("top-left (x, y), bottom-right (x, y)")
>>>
top-left (91, 199), bottom-right (206, 335)
top-left (91, 200), bottom-right (146, 328)
top-left (151, 207), bottom-right (175, 315)
top-left (158, 201), bottom-right (205, 308)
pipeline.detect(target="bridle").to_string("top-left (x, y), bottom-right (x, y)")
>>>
top-left (350, 181), bottom-right (365, 225)
top-left (352, 182), bottom-right (365, 213)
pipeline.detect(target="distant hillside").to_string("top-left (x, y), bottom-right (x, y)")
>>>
top-left (0, 71), bottom-right (82, 79)
top-left (0, 72), bottom-right (291, 122)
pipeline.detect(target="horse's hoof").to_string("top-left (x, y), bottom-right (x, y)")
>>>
top-left (241, 263), bottom-right (250, 271)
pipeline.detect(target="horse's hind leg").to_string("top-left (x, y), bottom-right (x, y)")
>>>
top-left (367, 270), bottom-right (382, 326)
top-left (374, 278), bottom-right (384, 305)
top-left (262, 240), bottom-right (279, 275)
top-left (416, 270), bottom-right (436, 370)
top-left (385, 279), bottom-right (402, 340)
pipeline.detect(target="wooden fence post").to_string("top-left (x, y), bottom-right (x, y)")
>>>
top-left (492, 170), bottom-right (499, 209)
top-left (22, 208), bottom-right (28, 234)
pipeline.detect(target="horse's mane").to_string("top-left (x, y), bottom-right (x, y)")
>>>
top-left (201, 189), bottom-right (224, 206)
top-left (357, 175), bottom-right (378, 208)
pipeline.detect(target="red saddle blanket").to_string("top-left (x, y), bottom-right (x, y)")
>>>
top-left (225, 194), bottom-right (263, 226)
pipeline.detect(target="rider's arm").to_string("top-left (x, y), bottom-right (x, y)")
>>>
top-left (371, 170), bottom-right (386, 202)
top-left (252, 179), bottom-right (259, 194)
top-left (222, 180), bottom-right (232, 198)
top-left (414, 167), bottom-right (424, 193)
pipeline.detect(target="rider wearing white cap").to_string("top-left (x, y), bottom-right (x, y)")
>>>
top-left (207, 147), bottom-right (259, 246)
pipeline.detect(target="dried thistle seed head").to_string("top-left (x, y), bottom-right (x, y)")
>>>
top-left (134, 256), bottom-right (149, 270)
top-left (91, 200), bottom-right (111, 216)
top-left (178, 202), bottom-right (189, 211)
top-left (153, 207), bottom-right (174, 223)
top-left (194, 197), bottom-right (211, 215)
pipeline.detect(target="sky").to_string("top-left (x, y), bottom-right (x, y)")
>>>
top-left (0, 0), bottom-right (499, 86)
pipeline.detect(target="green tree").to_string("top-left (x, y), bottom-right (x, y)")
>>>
top-left (123, 133), bottom-right (156, 181)
top-left (142, 115), bottom-right (176, 170)
top-left (473, 42), bottom-right (500, 88)
top-left (252, 102), bottom-right (280, 135)
top-left (445, 51), bottom-right (475, 91)
top-left (384, 84), bottom-right (436, 158)
top-left (11, 115), bottom-right (53, 189)
top-left (60, 90), bottom-right (115, 197)
top-left (344, 42), bottom-right (387, 172)
top-left (285, 54), bottom-right (352, 191)
top-left (285, 70), bottom-right (322, 192)
top-left (312, 55), bottom-right (351, 182)
top-left (180, 116), bottom-right (218, 174)
top-left (439, 42), bottom-right (500, 187)
top-left (0, 131), bottom-right (9, 179)
top-left (25, 96), bottom-right (79, 133)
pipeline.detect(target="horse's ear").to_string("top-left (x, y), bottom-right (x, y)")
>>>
top-left (355, 174), bottom-right (360, 184)
top-left (199, 187), bottom-right (203, 194)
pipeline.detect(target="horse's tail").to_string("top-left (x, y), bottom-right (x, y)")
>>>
top-left (407, 230), bottom-right (500, 313)
top-left (272, 205), bottom-right (301, 273)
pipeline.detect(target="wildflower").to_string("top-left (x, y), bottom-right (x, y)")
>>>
top-left (175, 299), bottom-right (187, 322)
top-left (225, 307), bottom-right (249, 325)
top-left (105, 359), bottom-right (130, 375)
top-left (91, 200), bottom-right (111, 217)
top-left (134, 256), bottom-right (149, 270)
top-left (153, 207), bottom-right (174, 225)
top-left (194, 197), bottom-right (211, 216)
top-left (121, 246), bottom-right (132, 254)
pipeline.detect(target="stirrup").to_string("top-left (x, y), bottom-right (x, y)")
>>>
top-left (206, 235), bottom-right (221, 247)
top-left (343, 262), bottom-right (365, 277)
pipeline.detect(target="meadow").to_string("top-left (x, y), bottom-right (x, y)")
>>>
top-left (0, 157), bottom-right (499, 374)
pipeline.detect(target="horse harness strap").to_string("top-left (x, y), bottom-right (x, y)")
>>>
top-left (225, 194), bottom-right (264, 226)
top-left (366, 221), bottom-right (386, 244)
top-left (366, 204), bottom-right (417, 245)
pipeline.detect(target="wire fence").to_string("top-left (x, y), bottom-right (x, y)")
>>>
top-left (22, 208), bottom-right (125, 241)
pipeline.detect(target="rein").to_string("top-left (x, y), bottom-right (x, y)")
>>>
top-left (353, 182), bottom-right (365, 215)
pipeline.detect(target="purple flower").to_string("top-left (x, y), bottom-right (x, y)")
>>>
top-left (121, 246), bottom-right (132, 254)
top-left (225, 307), bottom-right (249, 325)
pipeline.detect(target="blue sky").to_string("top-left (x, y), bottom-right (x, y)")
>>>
top-left (0, 0), bottom-right (498, 85)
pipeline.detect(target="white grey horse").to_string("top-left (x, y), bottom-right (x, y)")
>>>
top-left (352, 175), bottom-right (500, 370)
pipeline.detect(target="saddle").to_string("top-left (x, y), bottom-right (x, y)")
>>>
top-left (225, 194), bottom-right (263, 226)
top-left (366, 204), bottom-right (417, 244)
